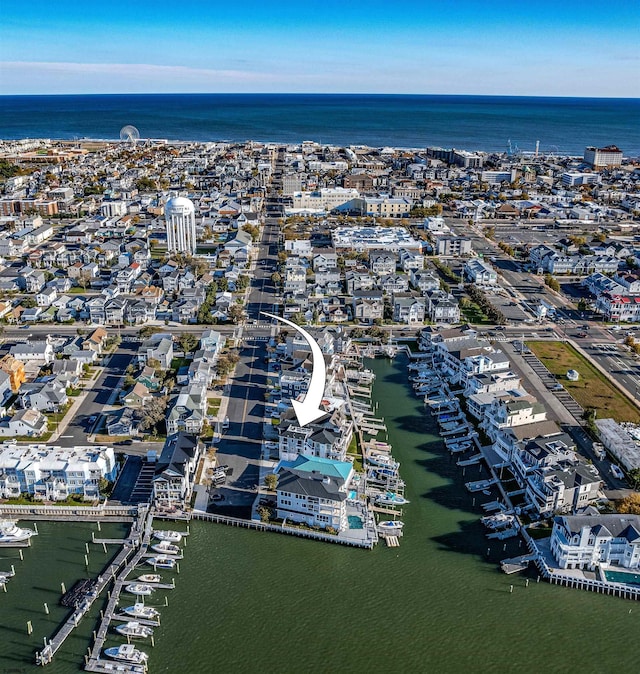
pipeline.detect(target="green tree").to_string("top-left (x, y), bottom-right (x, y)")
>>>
top-left (264, 473), bottom-right (278, 491)
top-left (136, 176), bottom-right (157, 191)
top-left (178, 333), bottom-right (198, 354)
top-left (544, 274), bottom-right (560, 292)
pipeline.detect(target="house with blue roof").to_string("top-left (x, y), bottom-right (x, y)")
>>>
top-left (273, 455), bottom-right (354, 531)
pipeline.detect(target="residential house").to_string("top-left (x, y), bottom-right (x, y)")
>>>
top-left (274, 455), bottom-right (353, 531)
top-left (166, 384), bottom-right (207, 435)
top-left (550, 513), bottom-right (640, 570)
top-left (152, 433), bottom-right (203, 510)
top-left (0, 355), bottom-right (26, 392)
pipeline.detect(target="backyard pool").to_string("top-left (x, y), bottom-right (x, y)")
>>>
top-left (604, 569), bottom-right (640, 586)
top-left (348, 515), bottom-right (364, 530)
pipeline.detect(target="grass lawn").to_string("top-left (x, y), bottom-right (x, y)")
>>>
top-left (207, 397), bottom-right (222, 417)
top-left (527, 340), bottom-right (640, 423)
top-left (347, 434), bottom-right (363, 473)
top-left (170, 356), bottom-right (190, 371)
top-left (460, 301), bottom-right (492, 325)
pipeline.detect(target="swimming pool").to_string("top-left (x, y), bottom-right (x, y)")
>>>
top-left (348, 515), bottom-right (363, 530)
top-left (348, 490), bottom-right (357, 500)
top-left (604, 569), bottom-right (640, 586)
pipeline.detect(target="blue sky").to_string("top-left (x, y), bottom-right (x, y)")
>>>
top-left (1, 0), bottom-right (638, 96)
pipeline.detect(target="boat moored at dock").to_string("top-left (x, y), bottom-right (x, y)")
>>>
top-left (153, 530), bottom-right (187, 542)
top-left (136, 574), bottom-right (161, 583)
top-left (151, 541), bottom-right (181, 556)
top-left (0, 520), bottom-right (37, 544)
top-left (114, 621), bottom-right (154, 639)
top-left (122, 602), bottom-right (160, 620)
top-left (146, 556), bottom-right (177, 569)
top-left (377, 520), bottom-right (405, 533)
top-left (375, 492), bottom-right (410, 507)
top-left (125, 583), bottom-right (154, 596)
top-left (104, 643), bottom-right (149, 664)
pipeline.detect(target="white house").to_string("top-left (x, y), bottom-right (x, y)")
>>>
top-left (550, 513), bottom-right (640, 570)
top-left (152, 433), bottom-right (202, 511)
top-left (274, 455), bottom-right (354, 531)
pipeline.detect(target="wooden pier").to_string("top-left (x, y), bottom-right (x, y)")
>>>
top-left (84, 508), bottom-right (156, 673)
top-left (35, 506), bottom-right (150, 667)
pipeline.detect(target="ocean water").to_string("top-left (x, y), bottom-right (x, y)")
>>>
top-left (1, 94), bottom-right (639, 155)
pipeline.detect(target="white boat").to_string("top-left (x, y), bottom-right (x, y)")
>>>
top-left (367, 452), bottom-right (397, 469)
top-left (151, 541), bottom-right (181, 555)
top-left (481, 513), bottom-right (515, 530)
top-left (125, 583), bottom-right (154, 596)
top-left (0, 520), bottom-right (37, 544)
top-left (146, 556), bottom-right (176, 569)
top-left (115, 621), bottom-right (154, 639)
top-left (375, 492), bottom-right (410, 507)
top-left (377, 520), bottom-right (404, 532)
top-left (122, 602), bottom-right (159, 620)
top-left (153, 530), bottom-right (185, 543)
top-left (136, 574), bottom-right (161, 584)
top-left (104, 644), bottom-right (149, 664)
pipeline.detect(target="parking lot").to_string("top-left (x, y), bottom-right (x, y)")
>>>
top-left (521, 352), bottom-right (584, 419)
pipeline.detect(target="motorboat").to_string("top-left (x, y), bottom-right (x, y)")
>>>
top-left (125, 583), bottom-right (154, 596)
top-left (104, 644), bottom-right (149, 664)
top-left (372, 467), bottom-right (398, 479)
top-left (153, 530), bottom-right (186, 543)
top-left (0, 520), bottom-right (37, 544)
top-left (481, 513), bottom-right (515, 530)
top-left (115, 621), bottom-right (154, 639)
top-left (375, 492), bottom-right (410, 507)
top-left (151, 541), bottom-right (181, 556)
top-left (367, 452), bottom-right (398, 469)
top-left (146, 556), bottom-right (176, 569)
top-left (136, 574), bottom-right (161, 584)
top-left (122, 603), bottom-right (159, 620)
top-left (377, 520), bottom-right (404, 532)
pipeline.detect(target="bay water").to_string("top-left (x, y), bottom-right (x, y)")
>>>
top-left (1, 357), bottom-right (638, 673)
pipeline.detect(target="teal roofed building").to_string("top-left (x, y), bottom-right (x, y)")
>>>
top-left (275, 454), bottom-right (353, 483)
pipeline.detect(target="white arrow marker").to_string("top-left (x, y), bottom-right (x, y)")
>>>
top-left (261, 312), bottom-right (327, 427)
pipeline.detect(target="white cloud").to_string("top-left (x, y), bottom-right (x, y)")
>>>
top-left (0, 61), bottom-right (281, 93)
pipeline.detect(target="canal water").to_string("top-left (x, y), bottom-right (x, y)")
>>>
top-left (2, 357), bottom-right (638, 673)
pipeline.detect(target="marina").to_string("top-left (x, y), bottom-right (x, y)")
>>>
top-left (1, 356), bottom-right (639, 672)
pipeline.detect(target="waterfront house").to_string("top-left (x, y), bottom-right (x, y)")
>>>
top-left (152, 433), bottom-right (203, 511)
top-left (274, 455), bottom-right (354, 532)
top-left (549, 513), bottom-right (640, 570)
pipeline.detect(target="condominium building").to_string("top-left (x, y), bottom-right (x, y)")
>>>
top-left (584, 145), bottom-right (623, 169)
top-left (165, 196), bottom-right (196, 255)
top-left (0, 443), bottom-right (118, 500)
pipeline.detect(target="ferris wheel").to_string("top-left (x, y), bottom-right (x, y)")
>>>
top-left (119, 125), bottom-right (140, 144)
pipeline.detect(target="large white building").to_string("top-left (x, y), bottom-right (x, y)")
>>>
top-left (550, 513), bottom-right (640, 570)
top-left (291, 187), bottom-right (360, 214)
top-left (165, 196), bottom-right (196, 255)
top-left (584, 145), bottom-right (623, 169)
top-left (0, 442), bottom-right (118, 501)
top-left (274, 455), bottom-right (354, 531)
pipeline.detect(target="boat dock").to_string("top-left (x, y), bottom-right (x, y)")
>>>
top-left (501, 553), bottom-right (538, 574)
top-left (35, 505), bottom-right (150, 667)
top-left (84, 510), bottom-right (157, 673)
top-left (456, 454), bottom-right (484, 466)
top-left (465, 478), bottom-right (498, 493)
top-left (384, 536), bottom-right (400, 548)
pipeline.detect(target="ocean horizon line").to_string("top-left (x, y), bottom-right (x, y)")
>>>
top-left (1, 92), bottom-right (639, 101)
